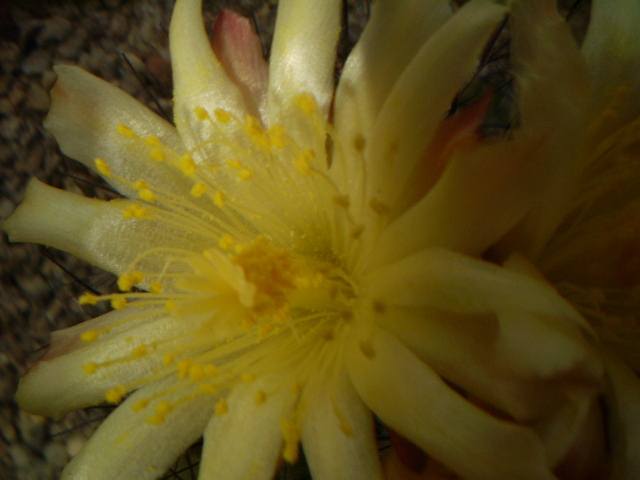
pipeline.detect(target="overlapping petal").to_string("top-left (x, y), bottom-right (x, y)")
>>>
top-left (346, 326), bottom-right (555, 480)
top-left (332, 0), bottom-right (453, 196)
top-left (45, 65), bottom-right (187, 198)
top-left (358, 0), bottom-right (507, 220)
top-left (60, 376), bottom-right (214, 480)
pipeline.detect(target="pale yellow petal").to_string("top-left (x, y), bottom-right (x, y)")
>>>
top-left (16, 306), bottom-right (186, 419)
top-left (45, 65), bottom-right (187, 197)
top-left (345, 326), bottom-right (555, 480)
top-left (582, 0), bottom-right (640, 141)
top-left (496, 0), bottom-right (590, 258)
top-left (199, 376), bottom-right (290, 480)
top-left (360, 0), bottom-right (507, 222)
top-left (3, 179), bottom-right (215, 278)
top-left (170, 0), bottom-right (248, 149)
top-left (300, 366), bottom-right (383, 480)
top-left (332, 0), bottom-right (452, 201)
top-left (267, 0), bottom-right (341, 124)
top-left (60, 376), bottom-right (214, 480)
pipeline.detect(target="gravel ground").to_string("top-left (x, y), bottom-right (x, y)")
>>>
top-left (0, 1), bottom-right (590, 479)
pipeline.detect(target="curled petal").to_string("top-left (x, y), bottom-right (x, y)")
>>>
top-left (300, 366), bottom-right (383, 480)
top-left (3, 179), bottom-right (214, 278)
top-left (45, 65), bottom-right (187, 197)
top-left (199, 376), bottom-right (291, 480)
top-left (60, 376), bottom-right (214, 480)
top-left (345, 326), bottom-right (555, 480)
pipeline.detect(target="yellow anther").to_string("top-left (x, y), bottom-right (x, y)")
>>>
top-left (177, 359), bottom-right (193, 379)
top-left (139, 188), bottom-right (156, 202)
top-left (332, 195), bottom-right (350, 209)
top-left (132, 345), bottom-right (148, 358)
top-left (146, 414), bottom-right (165, 425)
top-left (254, 390), bottom-right (267, 405)
top-left (134, 180), bottom-right (148, 190)
top-left (203, 364), bottom-right (219, 376)
top-left (155, 401), bottom-right (172, 416)
top-left (214, 108), bottom-right (232, 124)
top-left (241, 373), bottom-right (256, 383)
top-left (179, 155), bottom-right (197, 175)
top-left (122, 204), bottom-right (148, 219)
top-left (281, 418), bottom-right (301, 463)
top-left (226, 159), bottom-right (242, 169)
top-left (237, 168), bottom-right (254, 180)
top-left (83, 362), bottom-right (98, 375)
top-left (80, 330), bottom-right (100, 342)
top-left (150, 148), bottom-right (165, 162)
top-left (132, 398), bottom-right (150, 412)
top-left (162, 352), bottom-right (175, 367)
top-left (105, 385), bottom-right (127, 404)
top-left (144, 135), bottom-right (162, 147)
top-left (213, 191), bottom-right (225, 208)
top-left (79, 293), bottom-right (99, 305)
top-left (194, 106), bottom-right (210, 121)
top-left (267, 125), bottom-right (287, 149)
top-left (165, 300), bottom-right (176, 312)
top-left (219, 234), bottom-right (235, 249)
top-left (111, 297), bottom-right (127, 310)
top-left (244, 116), bottom-right (271, 149)
top-left (189, 364), bottom-right (205, 382)
top-left (294, 148), bottom-right (316, 176)
top-left (95, 158), bottom-right (112, 177)
top-left (199, 383), bottom-right (218, 395)
top-left (150, 281), bottom-right (163, 294)
top-left (215, 398), bottom-right (228, 416)
top-left (190, 182), bottom-right (207, 197)
top-left (117, 124), bottom-right (136, 138)
top-left (294, 93), bottom-right (317, 116)
top-left (258, 322), bottom-right (274, 338)
top-left (118, 272), bottom-right (144, 292)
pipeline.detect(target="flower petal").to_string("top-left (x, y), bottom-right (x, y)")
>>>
top-left (345, 326), bottom-right (555, 480)
top-left (45, 65), bottom-right (187, 198)
top-left (15, 305), bottom-right (209, 419)
top-left (198, 377), bottom-right (290, 480)
top-left (602, 351), bottom-right (640, 480)
top-left (3, 179), bottom-right (214, 278)
top-left (267, 0), bottom-right (341, 125)
top-left (211, 9), bottom-right (269, 120)
top-left (332, 0), bottom-right (453, 196)
top-left (359, 0), bottom-right (507, 220)
top-left (170, 0), bottom-right (248, 148)
top-left (300, 365), bottom-right (383, 480)
top-left (60, 376), bottom-right (214, 480)
top-left (582, 0), bottom-right (640, 141)
top-left (496, 0), bottom-right (590, 258)
top-left (371, 305), bottom-right (594, 426)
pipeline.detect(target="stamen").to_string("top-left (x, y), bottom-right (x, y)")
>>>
top-left (95, 158), bottom-right (113, 177)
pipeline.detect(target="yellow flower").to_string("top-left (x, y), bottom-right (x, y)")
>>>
top-left (3, 0), bottom-right (639, 479)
